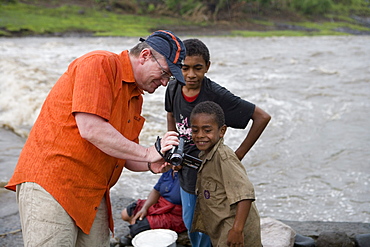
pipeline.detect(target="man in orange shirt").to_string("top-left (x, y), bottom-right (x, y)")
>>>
top-left (5, 30), bottom-right (185, 246)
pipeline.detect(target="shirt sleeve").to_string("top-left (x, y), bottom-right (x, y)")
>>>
top-left (219, 148), bottom-right (256, 205)
top-left (71, 54), bottom-right (115, 121)
top-left (206, 79), bottom-right (255, 129)
top-left (153, 173), bottom-right (165, 192)
top-left (164, 81), bottom-right (179, 113)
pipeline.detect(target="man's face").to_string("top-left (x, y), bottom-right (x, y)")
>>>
top-left (181, 55), bottom-right (210, 90)
top-left (136, 49), bottom-right (172, 94)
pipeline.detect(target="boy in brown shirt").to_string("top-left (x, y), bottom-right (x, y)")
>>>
top-left (190, 101), bottom-right (262, 246)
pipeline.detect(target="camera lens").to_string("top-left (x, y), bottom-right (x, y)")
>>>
top-left (170, 154), bottom-right (183, 166)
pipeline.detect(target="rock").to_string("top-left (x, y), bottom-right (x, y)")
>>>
top-left (176, 231), bottom-right (191, 246)
top-left (294, 233), bottom-right (315, 247)
top-left (261, 217), bottom-right (296, 247)
top-left (110, 236), bottom-right (119, 247)
top-left (355, 233), bottom-right (370, 247)
top-left (280, 220), bottom-right (370, 239)
top-left (118, 235), bottom-right (132, 246)
top-left (316, 231), bottom-right (354, 247)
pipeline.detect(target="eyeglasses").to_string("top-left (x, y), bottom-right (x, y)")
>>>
top-left (152, 53), bottom-right (176, 83)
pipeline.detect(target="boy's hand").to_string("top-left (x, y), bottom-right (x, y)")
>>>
top-left (227, 228), bottom-right (244, 246)
top-left (172, 164), bottom-right (182, 171)
top-left (130, 209), bottom-right (147, 225)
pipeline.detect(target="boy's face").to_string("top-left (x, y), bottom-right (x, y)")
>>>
top-left (181, 55), bottom-right (210, 90)
top-left (191, 113), bottom-right (226, 154)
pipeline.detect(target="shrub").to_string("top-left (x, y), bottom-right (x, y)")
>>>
top-left (292, 0), bottom-right (334, 15)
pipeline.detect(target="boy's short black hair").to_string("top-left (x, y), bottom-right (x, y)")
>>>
top-left (183, 39), bottom-right (210, 65)
top-left (190, 101), bottom-right (225, 128)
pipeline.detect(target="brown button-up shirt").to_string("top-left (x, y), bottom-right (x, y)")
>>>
top-left (192, 138), bottom-right (262, 246)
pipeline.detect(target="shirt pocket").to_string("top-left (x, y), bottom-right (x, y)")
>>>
top-left (202, 179), bottom-right (229, 210)
top-left (202, 181), bottom-right (217, 206)
top-left (203, 180), bottom-right (216, 194)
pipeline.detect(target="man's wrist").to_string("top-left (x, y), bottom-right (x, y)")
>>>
top-left (147, 162), bottom-right (157, 174)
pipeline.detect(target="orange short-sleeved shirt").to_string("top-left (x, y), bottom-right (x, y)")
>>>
top-left (5, 50), bottom-right (145, 234)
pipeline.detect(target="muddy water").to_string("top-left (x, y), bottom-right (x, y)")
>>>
top-left (1, 36), bottom-right (369, 230)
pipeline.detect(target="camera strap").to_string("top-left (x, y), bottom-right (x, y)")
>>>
top-left (154, 136), bottom-right (165, 158)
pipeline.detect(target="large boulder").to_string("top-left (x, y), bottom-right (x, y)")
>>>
top-left (261, 217), bottom-right (296, 247)
top-left (316, 231), bottom-right (354, 247)
top-left (355, 233), bottom-right (370, 247)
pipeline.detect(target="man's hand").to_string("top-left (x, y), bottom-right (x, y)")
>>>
top-left (150, 162), bottom-right (172, 174)
top-left (159, 131), bottom-right (179, 155)
top-left (147, 131), bottom-right (179, 173)
top-left (146, 131), bottom-right (179, 164)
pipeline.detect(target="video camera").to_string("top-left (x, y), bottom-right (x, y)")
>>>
top-left (155, 136), bottom-right (202, 169)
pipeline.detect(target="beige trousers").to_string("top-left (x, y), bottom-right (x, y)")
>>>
top-left (16, 182), bottom-right (110, 247)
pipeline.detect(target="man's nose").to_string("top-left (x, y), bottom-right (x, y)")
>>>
top-left (160, 77), bottom-right (169, 87)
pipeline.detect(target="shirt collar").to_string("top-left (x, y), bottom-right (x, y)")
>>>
top-left (119, 50), bottom-right (144, 95)
top-left (119, 50), bottom-right (135, 83)
top-left (199, 137), bottom-right (224, 162)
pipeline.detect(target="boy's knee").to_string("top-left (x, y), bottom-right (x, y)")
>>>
top-left (121, 209), bottom-right (130, 221)
top-left (122, 201), bottom-right (137, 222)
top-left (129, 218), bottom-right (151, 237)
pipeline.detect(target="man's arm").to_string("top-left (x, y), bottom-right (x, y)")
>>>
top-left (75, 112), bottom-right (178, 166)
top-left (227, 199), bottom-right (252, 246)
top-left (235, 106), bottom-right (271, 160)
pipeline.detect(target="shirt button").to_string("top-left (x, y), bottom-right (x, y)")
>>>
top-left (94, 207), bottom-right (98, 210)
top-left (128, 119), bottom-right (131, 123)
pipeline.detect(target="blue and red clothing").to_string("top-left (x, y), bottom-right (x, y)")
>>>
top-left (129, 170), bottom-right (186, 235)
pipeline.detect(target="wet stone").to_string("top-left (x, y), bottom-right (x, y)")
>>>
top-left (316, 231), bottom-right (354, 247)
top-left (354, 234), bottom-right (370, 247)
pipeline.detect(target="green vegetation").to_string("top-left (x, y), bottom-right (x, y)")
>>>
top-left (0, 0), bottom-right (369, 37)
top-left (0, 1), bottom-right (191, 37)
top-left (232, 26), bottom-right (346, 37)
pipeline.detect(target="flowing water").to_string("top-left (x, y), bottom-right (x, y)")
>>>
top-left (1, 36), bottom-right (369, 223)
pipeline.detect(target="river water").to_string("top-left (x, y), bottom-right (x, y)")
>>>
top-left (0, 36), bottom-right (369, 224)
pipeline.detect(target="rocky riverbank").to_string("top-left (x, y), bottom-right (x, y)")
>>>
top-left (0, 128), bottom-right (369, 247)
top-left (107, 202), bottom-right (370, 247)
top-left (1, 189), bottom-right (369, 247)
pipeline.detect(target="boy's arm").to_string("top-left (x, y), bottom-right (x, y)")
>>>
top-left (167, 112), bottom-right (177, 131)
top-left (130, 189), bottom-right (161, 224)
top-left (235, 106), bottom-right (271, 160)
top-left (227, 199), bottom-right (253, 245)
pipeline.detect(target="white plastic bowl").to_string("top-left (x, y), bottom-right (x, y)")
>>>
top-left (132, 229), bottom-right (178, 247)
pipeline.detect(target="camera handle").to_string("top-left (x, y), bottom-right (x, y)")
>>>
top-left (154, 136), bottom-right (165, 158)
top-left (154, 136), bottom-right (202, 169)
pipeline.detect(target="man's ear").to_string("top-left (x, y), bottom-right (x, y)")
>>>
top-left (139, 48), bottom-right (151, 64)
